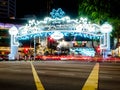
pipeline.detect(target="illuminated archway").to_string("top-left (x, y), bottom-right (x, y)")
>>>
top-left (8, 8), bottom-right (112, 60)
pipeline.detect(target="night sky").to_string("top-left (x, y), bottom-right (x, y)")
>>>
top-left (16, 0), bottom-right (78, 19)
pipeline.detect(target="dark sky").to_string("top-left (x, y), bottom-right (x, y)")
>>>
top-left (16, 0), bottom-right (78, 19)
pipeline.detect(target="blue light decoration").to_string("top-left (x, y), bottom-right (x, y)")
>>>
top-left (16, 8), bottom-right (106, 42)
top-left (50, 8), bottom-right (65, 19)
top-left (8, 8), bottom-right (113, 58)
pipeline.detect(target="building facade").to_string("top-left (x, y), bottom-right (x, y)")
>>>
top-left (0, 0), bottom-right (16, 19)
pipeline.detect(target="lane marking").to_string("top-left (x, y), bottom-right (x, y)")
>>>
top-left (30, 62), bottom-right (45, 90)
top-left (82, 63), bottom-right (99, 90)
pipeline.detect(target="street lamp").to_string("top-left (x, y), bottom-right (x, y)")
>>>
top-left (100, 22), bottom-right (112, 50)
top-left (34, 36), bottom-right (36, 60)
top-left (100, 22), bottom-right (112, 58)
top-left (9, 26), bottom-right (19, 60)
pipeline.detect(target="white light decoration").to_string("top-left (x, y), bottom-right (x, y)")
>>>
top-left (100, 22), bottom-right (112, 33)
top-left (44, 17), bottom-right (52, 23)
top-left (76, 24), bottom-right (83, 32)
top-left (80, 17), bottom-right (88, 24)
top-left (17, 12), bottom-right (102, 40)
top-left (51, 31), bottom-right (64, 40)
top-left (100, 22), bottom-right (112, 58)
top-left (88, 25), bottom-right (95, 32)
top-left (9, 26), bottom-right (19, 60)
top-left (9, 26), bottom-right (18, 35)
top-left (57, 40), bottom-right (69, 48)
top-left (8, 8), bottom-right (113, 59)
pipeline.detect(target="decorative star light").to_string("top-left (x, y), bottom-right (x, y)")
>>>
top-left (50, 8), bottom-right (65, 19)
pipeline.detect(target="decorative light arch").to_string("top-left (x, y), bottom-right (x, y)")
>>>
top-left (8, 8), bottom-right (112, 60)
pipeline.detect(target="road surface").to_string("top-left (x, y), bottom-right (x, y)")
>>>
top-left (0, 61), bottom-right (119, 90)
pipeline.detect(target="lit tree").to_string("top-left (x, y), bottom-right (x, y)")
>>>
top-left (78, 0), bottom-right (110, 24)
top-left (110, 18), bottom-right (120, 48)
top-left (78, 0), bottom-right (120, 49)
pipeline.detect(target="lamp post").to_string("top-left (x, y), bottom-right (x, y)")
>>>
top-left (100, 22), bottom-right (112, 58)
top-left (34, 36), bottom-right (36, 60)
top-left (9, 26), bottom-right (19, 60)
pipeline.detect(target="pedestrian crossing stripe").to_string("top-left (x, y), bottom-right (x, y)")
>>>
top-left (30, 62), bottom-right (45, 90)
top-left (82, 63), bottom-right (99, 90)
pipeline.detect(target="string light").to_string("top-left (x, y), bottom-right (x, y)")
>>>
top-left (15, 8), bottom-right (111, 43)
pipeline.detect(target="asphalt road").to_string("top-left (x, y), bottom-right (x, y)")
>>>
top-left (0, 61), bottom-right (120, 90)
